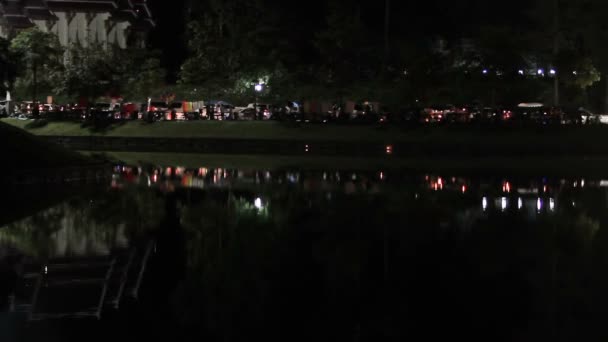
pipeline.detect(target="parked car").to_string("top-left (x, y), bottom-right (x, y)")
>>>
top-left (117, 102), bottom-right (140, 120)
top-left (143, 101), bottom-right (169, 121)
top-left (166, 102), bottom-right (184, 121)
top-left (0, 100), bottom-right (8, 117)
top-left (242, 103), bottom-right (272, 120)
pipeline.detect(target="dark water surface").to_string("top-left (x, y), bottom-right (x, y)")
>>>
top-left (2, 163), bottom-right (608, 341)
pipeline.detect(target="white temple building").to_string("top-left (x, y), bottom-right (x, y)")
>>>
top-left (0, 0), bottom-right (154, 49)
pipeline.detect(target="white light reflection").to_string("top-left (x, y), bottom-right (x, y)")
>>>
top-left (518, 198), bottom-right (523, 210)
top-left (501, 197), bottom-right (508, 211)
top-left (482, 197), bottom-right (488, 211)
top-left (254, 197), bottom-right (263, 210)
top-left (550, 198), bottom-right (555, 211)
top-left (537, 198), bottom-right (543, 212)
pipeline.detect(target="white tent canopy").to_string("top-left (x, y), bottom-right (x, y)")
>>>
top-left (517, 103), bottom-right (544, 108)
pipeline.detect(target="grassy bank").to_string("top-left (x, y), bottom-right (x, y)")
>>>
top-left (0, 121), bottom-right (92, 172)
top-left (1, 119), bottom-right (404, 142)
top-left (7, 119), bottom-right (608, 160)
top-left (5, 118), bottom-right (608, 144)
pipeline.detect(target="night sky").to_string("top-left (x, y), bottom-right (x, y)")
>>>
top-left (147, 0), bottom-right (188, 80)
top-left (146, 0), bottom-right (532, 80)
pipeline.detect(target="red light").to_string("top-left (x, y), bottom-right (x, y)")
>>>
top-left (462, 185), bottom-right (467, 193)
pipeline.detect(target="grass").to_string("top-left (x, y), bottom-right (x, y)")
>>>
top-left (1, 119), bottom-right (403, 141)
top-left (0, 121), bottom-right (92, 171)
top-left (3, 118), bottom-right (608, 144)
top-left (7, 118), bottom-right (608, 159)
top-left (94, 152), bottom-right (608, 177)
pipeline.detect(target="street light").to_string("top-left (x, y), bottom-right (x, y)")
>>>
top-left (254, 83), bottom-right (263, 120)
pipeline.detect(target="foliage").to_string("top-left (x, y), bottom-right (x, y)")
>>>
top-left (9, 28), bottom-right (62, 102)
top-left (0, 37), bottom-right (17, 94)
top-left (54, 43), bottom-right (117, 101)
top-left (121, 56), bottom-right (167, 100)
top-left (54, 45), bottom-right (167, 102)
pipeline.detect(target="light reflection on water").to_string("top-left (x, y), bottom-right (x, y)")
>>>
top-left (2, 164), bottom-right (606, 259)
top-left (3, 163), bottom-right (608, 339)
top-left (111, 163), bottom-right (604, 216)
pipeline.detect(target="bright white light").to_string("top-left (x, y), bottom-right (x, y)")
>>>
top-left (482, 197), bottom-right (488, 211)
top-left (518, 198), bottom-right (523, 210)
top-left (549, 198), bottom-right (555, 211)
top-left (537, 69), bottom-right (544, 75)
top-left (254, 197), bottom-right (263, 210)
top-left (482, 69), bottom-right (488, 74)
top-left (549, 69), bottom-right (556, 75)
top-left (501, 197), bottom-right (508, 211)
top-left (572, 71), bottom-right (578, 75)
top-left (518, 70), bottom-right (524, 75)
top-left (44, 265), bottom-right (48, 274)
top-left (254, 84), bottom-right (263, 92)
top-left (537, 198), bottom-right (543, 211)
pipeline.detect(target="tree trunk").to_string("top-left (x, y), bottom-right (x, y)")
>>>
top-left (553, 0), bottom-right (560, 106)
top-left (32, 62), bottom-right (38, 118)
top-left (384, 0), bottom-right (390, 67)
top-left (33, 63), bottom-right (37, 104)
top-left (604, 74), bottom-right (608, 113)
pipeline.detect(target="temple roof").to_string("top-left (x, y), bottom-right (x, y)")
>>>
top-left (4, 14), bottom-right (33, 28)
top-left (0, 0), bottom-right (34, 28)
top-left (0, 0), bottom-right (154, 32)
top-left (113, 0), bottom-right (136, 21)
top-left (23, 0), bottom-right (56, 20)
top-left (25, 7), bottom-right (57, 20)
top-left (45, 0), bottom-right (118, 12)
top-left (132, 0), bottom-right (153, 28)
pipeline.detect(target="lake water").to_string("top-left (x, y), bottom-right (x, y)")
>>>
top-left (2, 163), bottom-right (608, 341)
